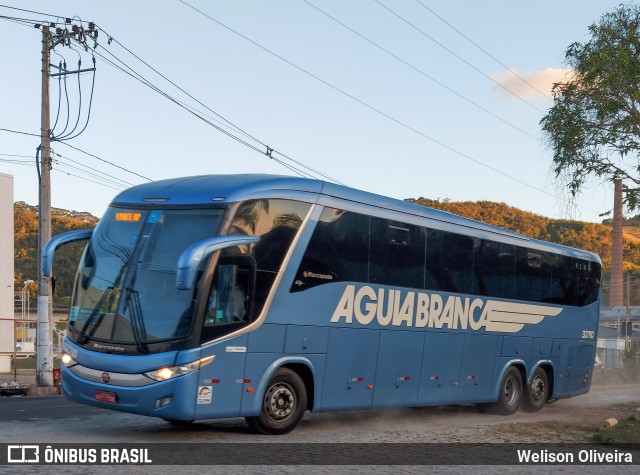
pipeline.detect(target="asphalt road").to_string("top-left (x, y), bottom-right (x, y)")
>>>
top-left (0, 386), bottom-right (638, 473)
top-left (0, 395), bottom-right (107, 422)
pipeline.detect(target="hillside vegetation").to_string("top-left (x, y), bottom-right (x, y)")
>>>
top-left (14, 202), bottom-right (97, 307)
top-left (13, 199), bottom-right (638, 307)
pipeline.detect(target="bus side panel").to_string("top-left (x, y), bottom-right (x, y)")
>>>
top-left (418, 332), bottom-right (463, 405)
top-left (320, 328), bottom-right (380, 411)
top-left (552, 339), bottom-right (572, 397)
top-left (194, 335), bottom-right (248, 419)
top-left (571, 342), bottom-right (596, 396)
top-left (531, 338), bottom-right (553, 358)
top-left (284, 325), bottom-right (330, 354)
top-left (372, 331), bottom-right (423, 408)
top-left (457, 334), bottom-right (499, 403)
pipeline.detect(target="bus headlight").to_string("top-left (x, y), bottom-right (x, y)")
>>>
top-left (61, 353), bottom-right (77, 367)
top-left (144, 355), bottom-right (215, 382)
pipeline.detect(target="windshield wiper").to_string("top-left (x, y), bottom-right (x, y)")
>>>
top-left (125, 288), bottom-right (148, 354)
top-left (76, 287), bottom-right (113, 344)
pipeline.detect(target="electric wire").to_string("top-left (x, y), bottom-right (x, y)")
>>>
top-left (56, 141), bottom-right (151, 181)
top-left (373, 0), bottom-right (545, 114)
top-left (179, 0), bottom-right (606, 216)
top-left (54, 56), bottom-right (97, 141)
top-left (53, 151), bottom-right (135, 187)
top-left (302, 0), bottom-right (540, 142)
top-left (0, 8), bottom-right (347, 185)
top-left (414, 0), bottom-right (552, 101)
top-left (84, 42), bottom-right (344, 184)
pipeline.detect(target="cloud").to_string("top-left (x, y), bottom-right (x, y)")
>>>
top-left (491, 67), bottom-right (574, 101)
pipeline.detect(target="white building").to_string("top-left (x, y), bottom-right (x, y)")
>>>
top-left (0, 173), bottom-right (14, 372)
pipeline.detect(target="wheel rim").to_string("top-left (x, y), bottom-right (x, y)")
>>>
top-left (531, 376), bottom-right (545, 402)
top-left (264, 382), bottom-right (296, 422)
top-left (504, 375), bottom-right (518, 406)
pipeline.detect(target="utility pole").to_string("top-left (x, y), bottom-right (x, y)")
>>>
top-left (37, 24), bottom-right (53, 387)
top-left (610, 178), bottom-right (624, 307)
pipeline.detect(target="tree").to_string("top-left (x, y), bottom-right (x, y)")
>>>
top-left (540, 5), bottom-right (640, 210)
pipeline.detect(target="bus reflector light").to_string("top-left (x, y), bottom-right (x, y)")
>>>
top-left (211, 379), bottom-right (220, 384)
top-left (367, 385), bottom-right (374, 389)
top-left (155, 397), bottom-right (172, 408)
top-left (246, 388), bottom-right (254, 393)
top-left (453, 382), bottom-right (459, 387)
top-left (243, 379), bottom-right (251, 384)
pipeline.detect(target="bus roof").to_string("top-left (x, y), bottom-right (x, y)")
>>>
top-left (112, 174), bottom-right (601, 263)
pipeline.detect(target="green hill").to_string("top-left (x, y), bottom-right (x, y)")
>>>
top-left (14, 202), bottom-right (97, 307)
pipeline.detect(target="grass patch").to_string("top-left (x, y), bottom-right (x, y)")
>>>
top-left (595, 417), bottom-right (640, 443)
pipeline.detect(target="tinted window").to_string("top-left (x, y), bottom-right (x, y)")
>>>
top-left (425, 229), bottom-right (475, 294)
top-left (226, 199), bottom-right (311, 317)
top-left (475, 241), bottom-right (515, 299)
top-left (293, 208), bottom-right (369, 291)
top-left (369, 218), bottom-right (425, 288)
top-left (515, 248), bottom-right (552, 302)
top-left (291, 206), bottom-right (600, 307)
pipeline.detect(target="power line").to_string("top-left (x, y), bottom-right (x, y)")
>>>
top-left (0, 127), bottom-right (40, 137)
top-left (80, 34), bottom-right (346, 184)
top-left (413, 0), bottom-right (552, 101)
top-left (373, 0), bottom-right (546, 114)
top-left (179, 0), bottom-right (606, 216)
top-left (56, 141), bottom-right (152, 182)
top-left (0, 7), bottom-right (348, 185)
top-left (301, 0), bottom-right (540, 143)
top-left (179, 4), bottom-right (548, 191)
top-left (0, 126), bottom-right (149, 183)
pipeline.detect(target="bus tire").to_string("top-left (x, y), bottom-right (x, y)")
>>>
top-left (488, 367), bottom-right (522, 415)
top-left (246, 368), bottom-right (307, 435)
top-left (522, 367), bottom-right (548, 412)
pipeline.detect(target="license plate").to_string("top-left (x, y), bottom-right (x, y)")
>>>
top-left (95, 390), bottom-right (117, 403)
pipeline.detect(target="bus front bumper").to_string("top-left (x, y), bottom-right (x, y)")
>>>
top-left (61, 363), bottom-right (199, 421)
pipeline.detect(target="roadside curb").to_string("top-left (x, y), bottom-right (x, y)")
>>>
top-left (26, 386), bottom-right (62, 396)
top-left (0, 386), bottom-right (62, 397)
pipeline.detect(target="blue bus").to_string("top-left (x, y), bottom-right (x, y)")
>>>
top-left (45, 174), bottom-right (601, 434)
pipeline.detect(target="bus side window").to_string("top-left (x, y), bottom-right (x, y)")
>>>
top-left (425, 229), bottom-right (475, 294)
top-left (515, 249), bottom-right (552, 302)
top-left (292, 209), bottom-right (369, 291)
top-left (369, 218), bottom-right (425, 289)
top-left (203, 256), bottom-right (255, 328)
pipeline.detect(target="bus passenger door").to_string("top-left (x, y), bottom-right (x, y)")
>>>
top-left (320, 328), bottom-right (379, 411)
top-left (418, 332), bottom-right (464, 405)
top-left (372, 331), bottom-right (423, 408)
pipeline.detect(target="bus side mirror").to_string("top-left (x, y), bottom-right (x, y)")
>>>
top-left (43, 230), bottom-right (93, 277)
top-left (176, 235), bottom-right (260, 290)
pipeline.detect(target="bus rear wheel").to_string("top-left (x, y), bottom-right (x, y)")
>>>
top-left (522, 367), bottom-right (548, 412)
top-left (246, 368), bottom-right (307, 435)
top-left (484, 367), bottom-right (522, 415)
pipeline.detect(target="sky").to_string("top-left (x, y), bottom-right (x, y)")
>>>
top-left (0, 0), bottom-right (633, 223)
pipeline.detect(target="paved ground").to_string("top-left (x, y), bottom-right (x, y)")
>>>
top-left (0, 382), bottom-right (638, 473)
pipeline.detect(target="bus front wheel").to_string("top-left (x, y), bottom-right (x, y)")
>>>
top-left (483, 367), bottom-right (522, 415)
top-left (246, 368), bottom-right (307, 435)
top-left (522, 367), bottom-right (548, 412)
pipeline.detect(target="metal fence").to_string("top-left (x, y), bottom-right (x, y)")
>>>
top-left (0, 318), bottom-right (63, 381)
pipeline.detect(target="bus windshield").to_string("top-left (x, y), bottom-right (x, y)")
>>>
top-left (69, 207), bottom-right (225, 347)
